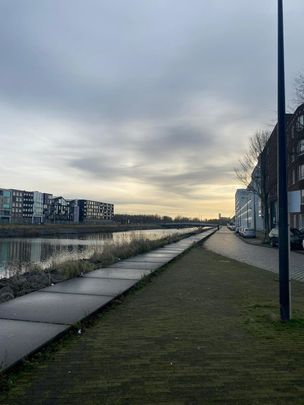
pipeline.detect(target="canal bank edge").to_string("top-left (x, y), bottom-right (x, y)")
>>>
top-left (0, 223), bottom-right (163, 238)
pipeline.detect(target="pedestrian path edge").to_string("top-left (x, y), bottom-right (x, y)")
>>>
top-left (0, 228), bottom-right (216, 372)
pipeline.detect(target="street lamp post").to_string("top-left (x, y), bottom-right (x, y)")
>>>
top-left (246, 194), bottom-right (249, 228)
top-left (253, 192), bottom-right (256, 232)
top-left (277, 0), bottom-right (291, 321)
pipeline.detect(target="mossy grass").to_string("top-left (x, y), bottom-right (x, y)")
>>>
top-left (3, 246), bottom-right (304, 403)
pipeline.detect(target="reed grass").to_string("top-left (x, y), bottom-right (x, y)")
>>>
top-left (1, 231), bottom-right (198, 301)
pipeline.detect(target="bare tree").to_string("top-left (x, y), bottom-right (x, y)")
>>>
top-left (234, 130), bottom-right (271, 239)
top-left (235, 131), bottom-right (269, 190)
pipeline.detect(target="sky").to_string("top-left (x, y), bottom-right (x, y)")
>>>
top-left (1, 1), bottom-right (304, 218)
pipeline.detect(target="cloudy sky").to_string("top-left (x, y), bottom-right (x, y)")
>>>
top-left (1, 1), bottom-right (304, 218)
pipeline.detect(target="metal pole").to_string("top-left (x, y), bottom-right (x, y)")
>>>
top-left (247, 195), bottom-right (249, 228)
top-left (253, 192), bottom-right (256, 232)
top-left (277, 0), bottom-right (291, 321)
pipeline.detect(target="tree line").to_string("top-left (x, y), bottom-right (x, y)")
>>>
top-left (114, 214), bottom-right (231, 225)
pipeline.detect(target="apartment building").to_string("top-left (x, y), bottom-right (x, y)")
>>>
top-left (68, 200), bottom-right (80, 223)
top-left (287, 103), bottom-right (304, 228)
top-left (259, 105), bottom-right (304, 229)
top-left (76, 199), bottom-right (114, 223)
top-left (47, 197), bottom-right (70, 223)
top-left (10, 189), bottom-right (45, 224)
top-left (0, 188), bottom-right (51, 224)
top-left (0, 187), bottom-right (114, 224)
top-left (0, 189), bottom-right (11, 223)
top-left (238, 102), bottom-right (304, 231)
top-left (235, 189), bottom-right (264, 232)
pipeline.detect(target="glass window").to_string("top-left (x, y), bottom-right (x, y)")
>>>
top-left (293, 169), bottom-right (296, 184)
top-left (291, 145), bottom-right (295, 162)
top-left (296, 115), bottom-right (304, 131)
top-left (299, 139), bottom-right (304, 155)
top-left (299, 164), bottom-right (304, 180)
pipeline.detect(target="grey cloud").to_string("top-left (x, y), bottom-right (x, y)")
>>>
top-left (69, 151), bottom-right (234, 199)
top-left (0, 0), bottom-right (297, 124)
top-left (1, 0), bottom-right (304, 215)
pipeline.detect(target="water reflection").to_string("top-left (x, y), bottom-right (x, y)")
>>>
top-left (0, 228), bottom-right (196, 278)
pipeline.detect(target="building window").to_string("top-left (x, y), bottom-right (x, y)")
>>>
top-left (291, 145), bottom-right (295, 162)
top-left (296, 115), bottom-right (304, 132)
top-left (292, 169), bottom-right (296, 184)
top-left (299, 164), bottom-right (304, 180)
top-left (299, 139), bottom-right (304, 155)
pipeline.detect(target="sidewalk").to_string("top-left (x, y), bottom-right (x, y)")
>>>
top-left (0, 230), bottom-right (215, 372)
top-left (2, 244), bottom-right (304, 404)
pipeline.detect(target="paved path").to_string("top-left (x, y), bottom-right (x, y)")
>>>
top-left (204, 227), bottom-right (304, 281)
top-left (0, 229), bottom-right (216, 371)
top-left (3, 245), bottom-right (304, 404)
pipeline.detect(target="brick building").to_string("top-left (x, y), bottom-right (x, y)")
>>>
top-left (244, 102), bottom-right (304, 231)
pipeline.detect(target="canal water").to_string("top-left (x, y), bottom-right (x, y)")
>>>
top-left (0, 228), bottom-right (197, 278)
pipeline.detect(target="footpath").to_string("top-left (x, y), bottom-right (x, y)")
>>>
top-left (0, 230), bottom-right (215, 372)
top-left (2, 234), bottom-right (304, 403)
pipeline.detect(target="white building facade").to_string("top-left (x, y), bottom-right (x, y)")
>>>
top-left (235, 189), bottom-right (264, 231)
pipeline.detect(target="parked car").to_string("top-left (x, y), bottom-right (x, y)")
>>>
top-left (241, 228), bottom-right (256, 238)
top-left (238, 227), bottom-right (256, 238)
top-left (269, 227), bottom-right (303, 249)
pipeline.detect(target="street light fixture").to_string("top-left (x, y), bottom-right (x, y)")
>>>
top-left (277, 0), bottom-right (291, 321)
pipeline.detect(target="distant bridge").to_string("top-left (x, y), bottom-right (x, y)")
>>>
top-left (161, 222), bottom-right (218, 228)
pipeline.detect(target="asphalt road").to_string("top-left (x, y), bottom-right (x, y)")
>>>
top-left (204, 227), bottom-right (304, 282)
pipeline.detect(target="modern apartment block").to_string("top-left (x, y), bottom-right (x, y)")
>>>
top-left (0, 187), bottom-right (114, 224)
top-left (74, 199), bottom-right (114, 223)
top-left (10, 189), bottom-right (45, 224)
top-left (259, 104), bottom-right (304, 229)
top-left (47, 197), bottom-right (70, 223)
top-left (236, 101), bottom-right (304, 231)
top-left (286, 103), bottom-right (304, 228)
top-left (235, 189), bottom-right (263, 231)
top-left (0, 189), bottom-right (12, 223)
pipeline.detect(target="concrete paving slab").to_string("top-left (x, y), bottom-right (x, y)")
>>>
top-left (140, 256), bottom-right (177, 263)
top-left (110, 261), bottom-right (160, 270)
top-left (162, 247), bottom-right (184, 252)
top-left (0, 292), bottom-right (113, 325)
top-left (0, 319), bottom-right (68, 371)
top-left (42, 277), bottom-right (137, 296)
top-left (84, 267), bottom-right (151, 280)
top-left (158, 248), bottom-right (184, 253)
top-left (136, 251), bottom-right (178, 258)
top-left (169, 242), bottom-right (192, 247)
top-left (120, 255), bottom-right (175, 264)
